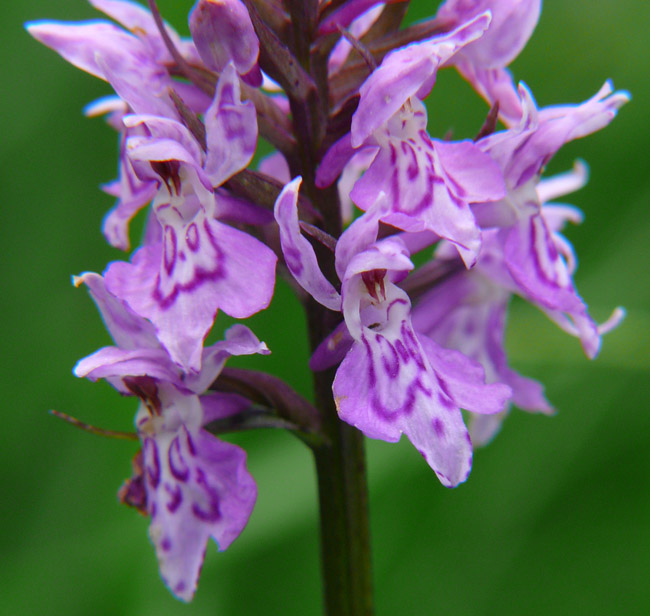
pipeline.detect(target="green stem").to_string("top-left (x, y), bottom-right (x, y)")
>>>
top-left (279, 7), bottom-right (374, 610)
top-left (308, 307), bottom-right (374, 616)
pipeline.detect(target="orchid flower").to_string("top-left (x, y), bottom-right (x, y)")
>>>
top-left (275, 178), bottom-right (511, 486)
top-left (103, 65), bottom-right (277, 372)
top-left (73, 272), bottom-right (267, 601)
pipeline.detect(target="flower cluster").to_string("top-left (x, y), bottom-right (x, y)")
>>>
top-left (28, 0), bottom-right (628, 602)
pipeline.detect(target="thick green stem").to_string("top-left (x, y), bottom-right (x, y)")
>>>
top-left (273, 7), bottom-right (374, 610)
top-left (313, 409), bottom-right (374, 616)
top-left (308, 307), bottom-right (374, 616)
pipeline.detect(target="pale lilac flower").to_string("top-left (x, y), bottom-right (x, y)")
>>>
top-left (27, 1), bottom-right (213, 251)
top-left (73, 272), bottom-right (267, 601)
top-left (435, 0), bottom-right (542, 125)
top-left (412, 266), bottom-right (553, 446)
top-left (88, 0), bottom-right (201, 65)
top-left (27, 12), bottom-right (180, 119)
top-left (474, 82), bottom-right (628, 356)
top-left (85, 97), bottom-right (159, 250)
top-left (104, 65), bottom-right (277, 371)
top-left (275, 179), bottom-right (511, 486)
top-left (189, 0), bottom-right (262, 87)
top-left (317, 13), bottom-right (506, 267)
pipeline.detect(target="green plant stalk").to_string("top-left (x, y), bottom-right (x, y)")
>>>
top-left (308, 305), bottom-right (374, 616)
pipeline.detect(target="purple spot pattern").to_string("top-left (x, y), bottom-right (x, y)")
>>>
top-left (168, 436), bottom-right (190, 482)
top-left (361, 315), bottom-right (436, 422)
top-left (144, 437), bottom-right (161, 489)
top-left (165, 483), bottom-right (183, 513)
top-left (153, 216), bottom-right (226, 311)
top-left (335, 283), bottom-right (474, 486)
top-left (147, 427), bottom-right (222, 533)
top-left (191, 467), bottom-right (222, 523)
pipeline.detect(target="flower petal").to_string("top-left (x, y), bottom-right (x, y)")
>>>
top-left (26, 20), bottom-right (143, 80)
top-left (74, 346), bottom-right (179, 389)
top-left (351, 12), bottom-right (491, 145)
top-left (189, 0), bottom-right (261, 82)
top-left (105, 209), bottom-right (276, 372)
top-left (204, 64), bottom-right (258, 186)
top-left (333, 306), bottom-right (472, 487)
top-left (436, 0), bottom-right (541, 69)
top-left (145, 425), bottom-right (256, 601)
top-left (274, 177), bottom-right (342, 311)
top-left (334, 290), bottom-right (473, 487)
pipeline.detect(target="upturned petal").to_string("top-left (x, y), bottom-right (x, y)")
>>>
top-left (142, 419), bottom-right (256, 601)
top-left (104, 206), bottom-right (277, 372)
top-left (73, 271), bottom-right (159, 350)
top-left (333, 284), bottom-right (475, 487)
top-left (436, 0), bottom-right (541, 68)
top-left (26, 20), bottom-right (145, 80)
top-left (189, 0), bottom-right (261, 85)
top-left (188, 325), bottom-right (270, 393)
top-left (204, 64), bottom-right (258, 186)
top-left (89, 0), bottom-right (186, 63)
top-left (73, 346), bottom-right (180, 390)
top-left (94, 49), bottom-right (178, 118)
top-left (351, 12), bottom-right (491, 145)
top-left (274, 177), bottom-right (342, 311)
top-left (481, 82), bottom-right (630, 189)
top-left (124, 114), bottom-right (206, 172)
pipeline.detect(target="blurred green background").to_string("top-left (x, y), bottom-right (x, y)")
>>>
top-left (2, 1), bottom-right (649, 614)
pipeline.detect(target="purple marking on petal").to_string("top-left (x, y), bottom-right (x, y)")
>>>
top-left (364, 325), bottom-right (435, 422)
top-left (437, 391), bottom-right (455, 410)
top-left (144, 438), bottom-right (160, 488)
top-left (284, 244), bottom-right (304, 276)
top-left (412, 172), bottom-right (435, 215)
top-left (153, 217), bottom-right (226, 310)
top-left (175, 581), bottom-right (186, 594)
top-left (406, 145), bottom-right (419, 180)
top-left (186, 222), bottom-right (199, 252)
top-left (394, 338), bottom-right (409, 362)
top-left (362, 335), bottom-right (377, 388)
top-left (390, 167), bottom-right (400, 208)
top-left (186, 431), bottom-right (197, 457)
top-left (191, 468), bottom-right (221, 522)
top-left (168, 436), bottom-right (190, 482)
top-left (386, 298), bottom-right (409, 320)
top-left (529, 217), bottom-right (565, 291)
top-left (164, 483), bottom-right (183, 513)
top-left (433, 417), bottom-right (446, 438)
top-left (419, 130), bottom-right (433, 148)
top-left (377, 335), bottom-right (399, 379)
top-left (161, 537), bottom-right (172, 552)
top-left (163, 225), bottom-right (177, 275)
top-left (400, 320), bottom-right (426, 369)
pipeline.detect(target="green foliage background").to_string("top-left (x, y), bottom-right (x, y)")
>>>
top-left (2, 1), bottom-right (648, 614)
